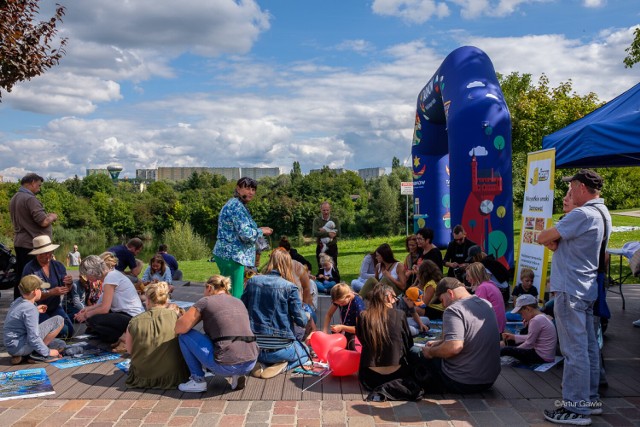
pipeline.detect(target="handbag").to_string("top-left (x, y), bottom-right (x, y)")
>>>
top-left (592, 204), bottom-right (611, 320)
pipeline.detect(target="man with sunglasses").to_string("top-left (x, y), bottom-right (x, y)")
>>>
top-left (443, 225), bottom-right (476, 279)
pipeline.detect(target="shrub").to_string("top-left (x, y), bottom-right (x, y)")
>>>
top-left (162, 222), bottom-right (210, 261)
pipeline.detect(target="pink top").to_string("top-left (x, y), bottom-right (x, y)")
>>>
top-left (514, 313), bottom-right (557, 362)
top-left (474, 281), bottom-right (506, 333)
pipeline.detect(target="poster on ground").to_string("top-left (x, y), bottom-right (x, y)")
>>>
top-left (514, 149), bottom-right (556, 298)
top-left (0, 368), bottom-right (55, 401)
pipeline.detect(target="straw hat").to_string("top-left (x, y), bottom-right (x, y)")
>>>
top-left (28, 235), bottom-right (60, 255)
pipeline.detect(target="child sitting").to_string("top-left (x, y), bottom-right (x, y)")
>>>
top-left (322, 283), bottom-right (365, 349)
top-left (319, 221), bottom-right (337, 253)
top-left (142, 254), bottom-right (173, 285)
top-left (512, 268), bottom-right (539, 300)
top-left (501, 294), bottom-right (557, 365)
top-left (3, 275), bottom-right (64, 364)
top-left (315, 254), bottom-right (340, 294)
top-left (397, 287), bottom-right (430, 336)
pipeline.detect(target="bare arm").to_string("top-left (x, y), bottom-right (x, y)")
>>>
top-left (39, 213), bottom-right (58, 228)
top-left (322, 304), bottom-right (337, 333)
top-left (422, 339), bottom-right (463, 359)
top-left (175, 306), bottom-right (201, 334)
top-left (536, 227), bottom-right (561, 250)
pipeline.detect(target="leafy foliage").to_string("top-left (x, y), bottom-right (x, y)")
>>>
top-left (624, 27), bottom-right (640, 68)
top-left (0, 0), bottom-right (67, 100)
top-left (162, 222), bottom-right (210, 261)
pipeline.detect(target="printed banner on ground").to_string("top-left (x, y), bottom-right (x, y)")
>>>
top-left (514, 149), bottom-right (556, 298)
top-left (0, 368), bottom-right (55, 401)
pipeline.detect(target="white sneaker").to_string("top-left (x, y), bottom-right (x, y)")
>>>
top-left (178, 378), bottom-right (207, 393)
top-left (230, 375), bottom-right (246, 390)
top-left (633, 319), bottom-right (640, 327)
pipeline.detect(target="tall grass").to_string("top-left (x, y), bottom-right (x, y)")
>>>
top-left (162, 222), bottom-right (210, 261)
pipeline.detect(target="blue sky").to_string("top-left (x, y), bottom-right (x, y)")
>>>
top-left (0, 0), bottom-right (638, 181)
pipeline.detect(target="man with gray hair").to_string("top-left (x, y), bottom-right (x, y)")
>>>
top-left (537, 169), bottom-right (610, 426)
top-left (9, 173), bottom-right (58, 299)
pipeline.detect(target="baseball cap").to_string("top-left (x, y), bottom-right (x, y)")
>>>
top-left (18, 275), bottom-right (51, 294)
top-left (561, 169), bottom-right (603, 190)
top-left (465, 245), bottom-right (482, 263)
top-left (431, 277), bottom-right (465, 304)
top-left (511, 294), bottom-right (538, 314)
top-left (405, 287), bottom-right (423, 304)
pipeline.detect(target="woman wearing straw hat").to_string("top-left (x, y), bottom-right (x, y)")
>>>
top-left (23, 235), bottom-right (75, 338)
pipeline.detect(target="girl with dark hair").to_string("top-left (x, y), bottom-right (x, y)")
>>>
top-left (415, 228), bottom-right (443, 272)
top-left (412, 259), bottom-right (446, 320)
top-left (356, 284), bottom-right (414, 391)
top-left (142, 254), bottom-right (172, 284)
top-left (403, 235), bottom-right (420, 287)
top-left (359, 243), bottom-right (406, 299)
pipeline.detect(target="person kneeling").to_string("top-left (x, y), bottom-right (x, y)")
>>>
top-left (500, 294), bottom-right (557, 365)
top-left (175, 275), bottom-right (258, 392)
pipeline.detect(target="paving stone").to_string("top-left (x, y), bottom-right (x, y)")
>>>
top-left (167, 416), bottom-right (196, 426)
top-left (246, 411), bottom-right (271, 423)
top-left (121, 408), bottom-right (150, 419)
top-left (270, 415), bottom-right (296, 424)
top-left (143, 412), bottom-right (173, 424)
top-left (469, 411), bottom-right (506, 427)
top-left (345, 415), bottom-right (375, 427)
top-left (321, 409), bottom-right (346, 424)
top-left (74, 406), bottom-right (103, 418)
top-left (250, 401), bottom-right (273, 412)
top-left (174, 408), bottom-right (199, 417)
top-left (223, 401), bottom-right (250, 414)
top-left (297, 409), bottom-right (321, 419)
top-left (462, 399), bottom-right (489, 412)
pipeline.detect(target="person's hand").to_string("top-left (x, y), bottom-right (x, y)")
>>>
top-left (37, 305), bottom-right (47, 314)
top-left (422, 344), bottom-right (433, 359)
top-left (502, 332), bottom-right (514, 341)
top-left (49, 213), bottom-right (58, 223)
top-left (330, 324), bottom-right (343, 333)
top-left (49, 349), bottom-right (60, 358)
top-left (419, 323), bottom-right (429, 333)
top-left (75, 309), bottom-right (87, 323)
top-left (545, 240), bottom-right (559, 251)
top-left (63, 275), bottom-right (73, 287)
top-left (450, 262), bottom-right (459, 268)
top-left (260, 227), bottom-right (273, 236)
top-left (317, 274), bottom-right (324, 280)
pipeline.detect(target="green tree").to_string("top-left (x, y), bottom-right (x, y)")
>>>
top-left (81, 174), bottom-right (114, 198)
top-left (391, 156), bottom-right (401, 169)
top-left (623, 27), bottom-right (640, 68)
top-left (0, 0), bottom-right (67, 100)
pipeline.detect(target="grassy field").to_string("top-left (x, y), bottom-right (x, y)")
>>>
top-left (174, 210), bottom-right (640, 284)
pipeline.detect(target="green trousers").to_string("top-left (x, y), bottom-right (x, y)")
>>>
top-left (215, 256), bottom-right (245, 298)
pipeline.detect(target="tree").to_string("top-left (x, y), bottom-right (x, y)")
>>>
top-left (0, 0), bottom-right (67, 100)
top-left (624, 27), bottom-right (640, 68)
top-left (391, 156), bottom-right (401, 169)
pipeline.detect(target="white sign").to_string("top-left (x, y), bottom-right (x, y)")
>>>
top-left (400, 182), bottom-right (413, 195)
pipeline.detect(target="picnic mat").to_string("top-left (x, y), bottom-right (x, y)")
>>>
top-left (501, 355), bottom-right (564, 372)
top-left (0, 368), bottom-right (55, 401)
top-left (52, 345), bottom-right (121, 369)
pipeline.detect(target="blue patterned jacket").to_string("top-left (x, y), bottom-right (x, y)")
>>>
top-left (213, 197), bottom-right (262, 267)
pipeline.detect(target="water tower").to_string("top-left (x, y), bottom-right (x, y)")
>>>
top-left (107, 165), bottom-right (123, 182)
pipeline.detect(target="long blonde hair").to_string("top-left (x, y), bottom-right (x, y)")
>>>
top-left (145, 281), bottom-right (170, 306)
top-left (99, 251), bottom-right (118, 270)
top-left (263, 248), bottom-right (296, 283)
top-left (359, 283), bottom-right (393, 360)
top-left (466, 262), bottom-right (490, 285)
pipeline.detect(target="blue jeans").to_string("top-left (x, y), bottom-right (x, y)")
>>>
top-left (407, 317), bottom-right (431, 336)
top-left (258, 341), bottom-right (310, 370)
top-left (316, 280), bottom-right (336, 294)
top-left (554, 292), bottom-right (600, 415)
top-left (178, 330), bottom-right (256, 380)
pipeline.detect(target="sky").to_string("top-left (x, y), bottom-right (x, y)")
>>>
top-left (0, 0), bottom-right (639, 181)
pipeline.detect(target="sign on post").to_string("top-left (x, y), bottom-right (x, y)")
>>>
top-left (400, 182), bottom-right (413, 195)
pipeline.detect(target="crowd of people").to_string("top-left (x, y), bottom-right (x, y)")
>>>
top-left (3, 171), bottom-right (616, 424)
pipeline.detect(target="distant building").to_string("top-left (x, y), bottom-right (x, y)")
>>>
top-left (157, 167), bottom-right (241, 182)
top-left (240, 167), bottom-right (282, 180)
top-left (86, 168), bottom-right (110, 177)
top-left (358, 167), bottom-right (385, 181)
top-left (309, 168), bottom-right (346, 175)
top-left (136, 169), bottom-right (157, 182)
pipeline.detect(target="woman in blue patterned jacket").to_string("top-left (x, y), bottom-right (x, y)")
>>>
top-left (213, 177), bottom-right (273, 298)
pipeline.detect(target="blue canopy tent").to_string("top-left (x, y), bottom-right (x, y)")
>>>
top-left (542, 82), bottom-right (640, 168)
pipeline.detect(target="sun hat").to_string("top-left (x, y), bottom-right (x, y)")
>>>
top-left (18, 275), bottom-right (51, 294)
top-left (511, 294), bottom-right (538, 314)
top-left (28, 235), bottom-right (60, 255)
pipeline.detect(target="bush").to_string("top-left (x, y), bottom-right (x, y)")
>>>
top-left (162, 222), bottom-right (210, 261)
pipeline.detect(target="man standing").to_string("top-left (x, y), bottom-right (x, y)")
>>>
top-left (9, 173), bottom-right (58, 299)
top-left (312, 202), bottom-right (339, 267)
top-left (158, 244), bottom-right (183, 281)
top-left (411, 277), bottom-right (501, 394)
top-left (67, 245), bottom-right (81, 267)
top-left (537, 169), bottom-right (610, 426)
top-left (107, 238), bottom-right (144, 280)
top-left (443, 225), bottom-right (476, 279)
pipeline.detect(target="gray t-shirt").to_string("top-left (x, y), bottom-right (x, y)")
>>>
top-left (193, 294), bottom-right (258, 365)
top-left (442, 295), bottom-right (501, 385)
top-left (100, 270), bottom-right (144, 317)
top-left (68, 251), bottom-right (81, 266)
top-left (3, 298), bottom-right (50, 356)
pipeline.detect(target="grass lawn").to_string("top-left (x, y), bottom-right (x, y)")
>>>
top-left (176, 210), bottom-right (640, 284)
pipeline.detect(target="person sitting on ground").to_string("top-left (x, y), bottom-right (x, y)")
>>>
top-left (74, 255), bottom-right (145, 344)
top-left (356, 284), bottom-right (416, 394)
top-left (319, 221), bottom-right (337, 254)
top-left (350, 251), bottom-right (377, 293)
top-left (412, 260), bottom-right (445, 320)
top-left (22, 235), bottom-right (74, 338)
top-left (466, 245), bottom-right (511, 304)
top-left (242, 249), bottom-right (311, 379)
top-left (395, 287), bottom-right (430, 336)
top-left (512, 268), bottom-right (539, 300)
top-left (278, 236), bottom-right (312, 271)
top-left (175, 275), bottom-right (258, 392)
top-left (322, 283), bottom-right (366, 350)
top-left (403, 235), bottom-right (420, 287)
top-left (278, 237), bottom-right (315, 310)
top-left (415, 227), bottom-right (444, 272)
top-left (158, 244), bottom-right (183, 281)
top-left (359, 243), bottom-right (407, 299)
top-left (107, 238), bottom-right (144, 281)
top-left (466, 262), bottom-right (506, 334)
top-left (124, 281), bottom-right (189, 389)
top-left (410, 277), bottom-right (501, 394)
top-left (501, 294), bottom-right (557, 365)
top-left (142, 254), bottom-right (173, 285)
top-left (443, 225), bottom-right (476, 280)
top-left (315, 253), bottom-right (340, 295)
top-left (4, 275), bottom-right (64, 364)
top-left (63, 275), bottom-right (88, 320)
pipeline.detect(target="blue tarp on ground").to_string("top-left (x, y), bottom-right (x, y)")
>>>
top-left (542, 82), bottom-right (640, 168)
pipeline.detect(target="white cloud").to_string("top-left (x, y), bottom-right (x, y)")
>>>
top-left (334, 39), bottom-right (375, 54)
top-left (583, 0), bottom-right (605, 7)
top-left (372, 0), bottom-right (450, 24)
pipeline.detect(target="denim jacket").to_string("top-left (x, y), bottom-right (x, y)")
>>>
top-left (241, 271), bottom-right (307, 340)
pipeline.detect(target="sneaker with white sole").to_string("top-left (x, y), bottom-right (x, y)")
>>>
top-left (544, 407), bottom-right (592, 425)
top-left (178, 377), bottom-right (207, 393)
top-left (633, 319), bottom-right (640, 327)
top-left (260, 361), bottom-right (288, 379)
top-left (590, 401), bottom-right (603, 415)
top-left (230, 375), bottom-right (246, 390)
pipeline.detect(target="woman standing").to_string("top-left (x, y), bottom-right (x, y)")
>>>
top-left (75, 255), bottom-right (145, 344)
top-left (175, 275), bottom-right (258, 393)
top-left (359, 243), bottom-right (406, 299)
top-left (356, 284), bottom-right (414, 391)
top-left (403, 235), bottom-right (420, 287)
top-left (125, 282), bottom-right (189, 389)
top-left (213, 177), bottom-right (273, 298)
top-left (415, 228), bottom-right (443, 272)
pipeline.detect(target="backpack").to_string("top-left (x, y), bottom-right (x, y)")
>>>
top-left (0, 243), bottom-right (18, 290)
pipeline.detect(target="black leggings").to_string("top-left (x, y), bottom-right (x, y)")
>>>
top-left (500, 346), bottom-right (545, 365)
top-left (359, 365), bottom-right (411, 391)
top-left (87, 312), bottom-right (132, 344)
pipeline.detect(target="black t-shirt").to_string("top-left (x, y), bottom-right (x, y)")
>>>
top-left (443, 239), bottom-right (476, 277)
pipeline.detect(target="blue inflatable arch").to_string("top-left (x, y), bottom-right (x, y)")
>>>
top-left (412, 46), bottom-right (513, 268)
